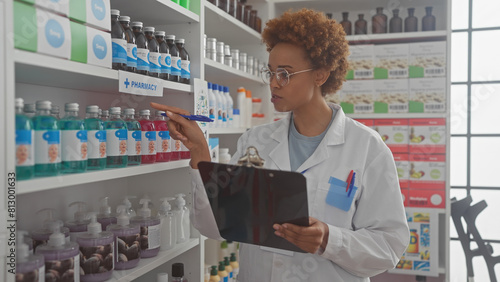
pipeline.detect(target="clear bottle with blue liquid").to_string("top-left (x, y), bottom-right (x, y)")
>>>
top-left (85, 105), bottom-right (107, 170)
top-left (59, 103), bottom-right (87, 174)
top-left (105, 107), bottom-right (128, 168)
top-left (15, 98), bottom-right (34, 180)
top-left (33, 101), bottom-right (60, 177)
top-left (123, 108), bottom-right (142, 166)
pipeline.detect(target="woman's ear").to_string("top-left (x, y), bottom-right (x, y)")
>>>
top-left (314, 68), bottom-right (330, 87)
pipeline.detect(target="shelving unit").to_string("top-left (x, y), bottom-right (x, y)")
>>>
top-left (208, 127), bottom-right (248, 135)
top-left (110, 0), bottom-right (199, 25)
top-left (204, 58), bottom-right (262, 84)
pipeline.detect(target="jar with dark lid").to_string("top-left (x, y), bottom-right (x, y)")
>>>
top-left (355, 14), bottom-right (367, 35)
top-left (250, 10), bottom-right (258, 30)
top-left (389, 9), bottom-right (402, 33)
top-left (236, 1), bottom-right (244, 22)
top-left (372, 7), bottom-right (387, 34)
top-left (255, 16), bottom-right (262, 33)
top-left (244, 5), bottom-right (252, 26)
top-left (405, 8), bottom-right (418, 32)
top-left (340, 12), bottom-right (352, 35)
top-left (422, 6), bottom-right (436, 31)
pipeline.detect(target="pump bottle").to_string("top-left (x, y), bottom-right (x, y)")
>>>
top-left (158, 197), bottom-right (177, 251)
top-left (65, 201), bottom-right (91, 241)
top-left (130, 198), bottom-right (161, 258)
top-left (209, 265), bottom-right (221, 282)
top-left (224, 257), bottom-right (233, 281)
top-left (106, 205), bottom-right (141, 270)
top-left (173, 193), bottom-right (190, 244)
top-left (32, 209), bottom-right (70, 252)
top-left (218, 261), bottom-right (229, 282)
top-left (16, 231), bottom-right (45, 282)
top-left (229, 253), bottom-right (239, 281)
top-left (97, 197), bottom-right (117, 230)
top-left (123, 196), bottom-right (137, 217)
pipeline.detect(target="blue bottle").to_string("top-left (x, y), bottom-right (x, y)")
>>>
top-left (85, 105), bottom-right (107, 170)
top-left (33, 101), bottom-right (60, 177)
top-left (123, 108), bottom-right (141, 166)
top-left (59, 103), bottom-right (87, 173)
top-left (105, 107), bottom-right (128, 168)
top-left (15, 98), bottom-right (34, 180)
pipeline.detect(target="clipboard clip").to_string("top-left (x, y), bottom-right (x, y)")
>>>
top-left (237, 146), bottom-right (265, 168)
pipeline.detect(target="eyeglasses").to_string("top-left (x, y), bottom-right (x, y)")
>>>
top-left (260, 67), bottom-right (314, 87)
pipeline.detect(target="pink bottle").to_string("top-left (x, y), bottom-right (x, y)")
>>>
top-left (138, 110), bottom-right (156, 164)
top-left (154, 111), bottom-right (171, 162)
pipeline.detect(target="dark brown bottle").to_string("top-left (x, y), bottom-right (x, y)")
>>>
top-left (372, 7), bottom-right (387, 34)
top-left (340, 12), bottom-right (352, 35)
top-left (389, 9), bottom-right (402, 33)
top-left (422, 6), bottom-right (436, 31)
top-left (249, 9), bottom-right (257, 30)
top-left (217, 0), bottom-right (229, 13)
top-left (236, 1), bottom-right (244, 22)
top-left (355, 14), bottom-right (367, 35)
top-left (243, 5), bottom-right (252, 26)
top-left (405, 8), bottom-right (418, 32)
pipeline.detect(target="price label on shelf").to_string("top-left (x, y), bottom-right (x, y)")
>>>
top-left (118, 70), bottom-right (163, 97)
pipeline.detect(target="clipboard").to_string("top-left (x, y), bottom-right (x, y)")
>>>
top-left (198, 161), bottom-right (309, 253)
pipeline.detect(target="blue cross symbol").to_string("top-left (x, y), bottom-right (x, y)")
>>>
top-left (124, 78), bottom-right (130, 88)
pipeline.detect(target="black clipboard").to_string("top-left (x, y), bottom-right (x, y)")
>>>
top-left (198, 161), bottom-right (309, 253)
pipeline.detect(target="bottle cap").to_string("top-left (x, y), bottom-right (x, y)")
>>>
top-left (157, 273), bottom-right (168, 282)
top-left (252, 98), bottom-right (262, 103)
top-left (123, 108), bottom-right (135, 115)
top-left (218, 262), bottom-right (225, 271)
top-left (50, 105), bottom-right (60, 114)
top-left (48, 221), bottom-right (66, 247)
top-left (36, 100), bottom-right (52, 110)
top-left (99, 197), bottom-right (112, 216)
top-left (37, 208), bottom-right (60, 231)
top-left (246, 90), bottom-right (252, 98)
top-left (144, 26), bottom-right (155, 33)
top-left (230, 253), bottom-right (237, 261)
top-left (69, 201), bottom-right (88, 222)
top-left (218, 85), bottom-right (223, 91)
top-left (224, 256), bottom-right (230, 265)
top-left (174, 193), bottom-right (186, 208)
top-left (15, 98), bottom-right (24, 108)
top-left (158, 197), bottom-right (174, 213)
top-left (116, 205), bottom-right (130, 226)
top-left (139, 109), bottom-right (150, 116)
top-left (110, 9), bottom-right (120, 16)
top-left (119, 15), bottom-right (130, 22)
top-left (166, 35), bottom-right (176, 40)
top-left (154, 31), bottom-right (166, 36)
top-left (172, 263), bottom-right (184, 277)
top-left (207, 82), bottom-right (212, 88)
top-left (138, 198), bottom-right (152, 217)
top-left (87, 213), bottom-right (102, 234)
top-left (220, 148), bottom-right (229, 154)
top-left (24, 103), bottom-right (36, 112)
top-left (86, 105), bottom-right (99, 113)
top-left (224, 86), bottom-right (229, 92)
top-left (175, 38), bottom-right (185, 44)
top-left (109, 107), bottom-right (121, 115)
top-left (211, 265), bottom-right (218, 275)
top-left (155, 110), bottom-right (165, 116)
top-left (65, 102), bottom-right (79, 112)
top-left (130, 21), bottom-right (143, 28)
top-left (237, 87), bottom-right (246, 93)
top-left (212, 83), bottom-right (218, 90)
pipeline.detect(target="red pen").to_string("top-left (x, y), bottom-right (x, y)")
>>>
top-left (345, 170), bottom-right (354, 192)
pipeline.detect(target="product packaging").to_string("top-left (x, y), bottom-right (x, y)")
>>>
top-left (409, 78), bottom-right (446, 113)
top-left (393, 153), bottom-right (410, 189)
top-left (374, 79), bottom-right (409, 113)
top-left (69, 0), bottom-right (111, 31)
top-left (409, 118), bottom-right (446, 154)
top-left (374, 119), bottom-right (409, 153)
top-left (409, 154), bottom-right (446, 190)
top-left (374, 43), bottom-right (409, 79)
top-left (345, 44), bottom-right (374, 80)
top-left (340, 80), bottom-right (375, 114)
top-left (408, 189), bottom-right (445, 209)
top-left (409, 41), bottom-right (446, 78)
top-left (209, 138), bottom-right (219, 163)
top-left (19, 0), bottom-right (69, 16)
top-left (70, 22), bottom-right (112, 68)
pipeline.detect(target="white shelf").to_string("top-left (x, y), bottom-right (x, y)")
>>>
top-left (17, 160), bottom-right (190, 194)
top-left (204, 58), bottom-right (262, 85)
top-left (15, 50), bottom-right (192, 95)
top-left (204, 1), bottom-right (262, 46)
top-left (347, 30), bottom-right (448, 44)
top-left (110, 0), bottom-right (199, 25)
top-left (209, 127), bottom-right (247, 134)
top-left (347, 113), bottom-right (447, 119)
top-left (110, 238), bottom-right (200, 281)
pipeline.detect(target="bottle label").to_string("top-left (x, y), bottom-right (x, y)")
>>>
top-left (141, 131), bottom-right (157, 155)
top-left (106, 129), bottom-right (128, 156)
top-left (137, 48), bottom-right (150, 71)
top-left (112, 38), bottom-right (127, 64)
top-left (171, 56), bottom-right (181, 76)
top-left (209, 98), bottom-right (216, 119)
top-left (160, 53), bottom-right (171, 74)
top-left (87, 130), bottom-right (106, 159)
top-left (181, 60), bottom-right (190, 79)
top-left (128, 130), bottom-right (142, 156)
top-left (157, 131), bottom-right (171, 153)
top-left (127, 43), bottom-right (138, 68)
top-left (141, 224), bottom-right (161, 250)
top-left (45, 254), bottom-right (80, 282)
top-left (15, 130), bottom-right (34, 166)
top-left (61, 130), bottom-right (88, 161)
top-left (149, 52), bottom-right (161, 74)
top-left (116, 233), bottom-right (141, 264)
top-left (79, 242), bottom-right (114, 277)
top-left (172, 139), bottom-right (182, 153)
top-left (34, 130), bottom-right (61, 164)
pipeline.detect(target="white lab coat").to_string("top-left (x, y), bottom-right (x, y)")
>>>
top-left (190, 103), bottom-right (409, 281)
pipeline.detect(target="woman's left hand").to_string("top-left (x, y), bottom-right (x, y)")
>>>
top-left (273, 217), bottom-right (329, 254)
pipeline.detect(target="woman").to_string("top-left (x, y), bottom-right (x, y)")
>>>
top-left (152, 9), bottom-right (409, 281)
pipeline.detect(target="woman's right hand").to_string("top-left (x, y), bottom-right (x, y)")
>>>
top-left (150, 102), bottom-right (211, 169)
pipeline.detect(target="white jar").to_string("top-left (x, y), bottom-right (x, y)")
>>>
top-left (219, 148), bottom-right (231, 164)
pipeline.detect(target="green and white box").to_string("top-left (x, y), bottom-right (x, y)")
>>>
top-left (14, 1), bottom-right (71, 59)
top-left (409, 78), bottom-right (446, 113)
top-left (340, 80), bottom-right (374, 114)
top-left (345, 44), bottom-right (374, 80)
top-left (374, 44), bottom-right (409, 79)
top-left (18, 0), bottom-right (70, 16)
top-left (409, 41), bottom-right (446, 78)
top-left (69, 0), bottom-right (111, 31)
top-left (374, 79), bottom-right (409, 113)
top-left (70, 21), bottom-right (111, 68)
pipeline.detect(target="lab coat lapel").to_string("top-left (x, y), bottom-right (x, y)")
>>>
top-left (268, 113), bottom-right (292, 171)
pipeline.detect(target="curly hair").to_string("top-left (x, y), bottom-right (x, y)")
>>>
top-left (262, 8), bottom-right (349, 96)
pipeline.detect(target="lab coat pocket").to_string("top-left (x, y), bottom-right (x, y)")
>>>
top-left (326, 176), bottom-right (358, 212)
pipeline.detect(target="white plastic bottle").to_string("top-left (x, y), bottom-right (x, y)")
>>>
top-left (218, 85), bottom-right (228, 128)
top-left (106, 205), bottom-right (141, 270)
top-left (219, 148), bottom-right (231, 164)
top-left (65, 201), bottom-right (90, 241)
top-left (212, 83), bottom-right (222, 128)
top-left (130, 198), bottom-right (161, 258)
top-left (236, 87), bottom-right (247, 129)
top-left (16, 231), bottom-right (45, 282)
top-left (224, 87), bottom-right (234, 128)
top-left (208, 82), bottom-right (216, 128)
top-left (158, 197), bottom-right (177, 251)
top-left (173, 193), bottom-right (191, 244)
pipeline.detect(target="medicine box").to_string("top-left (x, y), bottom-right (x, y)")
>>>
top-left (409, 118), bottom-right (446, 154)
top-left (69, 0), bottom-right (111, 31)
top-left (408, 189), bottom-right (445, 209)
top-left (14, 1), bottom-right (71, 59)
top-left (375, 119), bottom-right (409, 153)
top-left (340, 80), bottom-right (374, 114)
top-left (409, 77), bottom-right (446, 113)
top-left (355, 119), bottom-right (374, 129)
top-left (374, 43), bottom-right (409, 79)
top-left (409, 41), bottom-right (446, 78)
top-left (345, 44), bottom-right (374, 80)
top-left (374, 79), bottom-right (409, 113)
top-left (409, 154), bottom-right (446, 190)
top-left (209, 138), bottom-right (219, 163)
top-left (70, 21), bottom-right (111, 68)
top-left (18, 0), bottom-right (70, 16)
top-left (393, 153), bottom-right (410, 189)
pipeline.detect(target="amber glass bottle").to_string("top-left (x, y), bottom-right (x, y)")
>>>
top-left (372, 7), bottom-right (387, 34)
top-left (422, 6), bottom-right (436, 31)
top-left (355, 14), bottom-right (367, 35)
top-left (389, 9), bottom-right (402, 33)
top-left (405, 8), bottom-right (418, 32)
top-left (340, 12), bottom-right (352, 35)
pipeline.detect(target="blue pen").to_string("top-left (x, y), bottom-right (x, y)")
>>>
top-left (347, 172), bottom-right (356, 197)
top-left (161, 112), bottom-right (214, 122)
